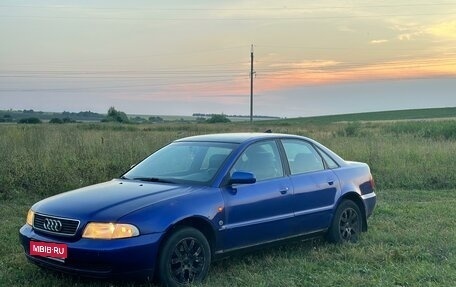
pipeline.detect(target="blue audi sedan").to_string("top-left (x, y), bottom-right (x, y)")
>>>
top-left (20, 133), bottom-right (376, 286)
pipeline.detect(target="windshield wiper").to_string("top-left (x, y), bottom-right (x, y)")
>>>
top-left (132, 177), bottom-right (175, 184)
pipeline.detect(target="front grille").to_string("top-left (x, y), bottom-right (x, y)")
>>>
top-left (33, 213), bottom-right (80, 237)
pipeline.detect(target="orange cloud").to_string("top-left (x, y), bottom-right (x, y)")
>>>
top-left (253, 57), bottom-right (456, 93)
top-left (149, 56), bottom-right (456, 102)
top-left (269, 60), bottom-right (341, 69)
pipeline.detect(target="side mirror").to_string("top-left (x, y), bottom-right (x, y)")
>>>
top-left (229, 171), bottom-right (256, 185)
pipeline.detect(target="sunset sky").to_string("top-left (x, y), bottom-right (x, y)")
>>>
top-left (1, 1), bottom-right (455, 117)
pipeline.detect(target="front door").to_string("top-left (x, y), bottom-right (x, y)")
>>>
top-left (220, 140), bottom-right (294, 251)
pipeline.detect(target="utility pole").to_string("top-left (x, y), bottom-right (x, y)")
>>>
top-left (250, 44), bottom-right (254, 123)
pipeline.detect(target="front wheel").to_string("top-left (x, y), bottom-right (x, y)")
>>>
top-left (158, 227), bottom-right (211, 287)
top-left (327, 200), bottom-right (363, 243)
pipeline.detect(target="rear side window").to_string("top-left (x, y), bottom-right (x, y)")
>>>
top-left (316, 147), bottom-right (339, 169)
top-left (281, 139), bottom-right (325, 174)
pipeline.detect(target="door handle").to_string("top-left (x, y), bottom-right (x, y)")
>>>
top-left (328, 179), bottom-right (335, 186)
top-left (279, 187), bottom-right (289, 194)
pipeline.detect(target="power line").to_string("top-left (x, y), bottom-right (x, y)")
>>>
top-left (1, 12), bottom-right (454, 21)
top-left (0, 47), bottom-right (249, 67)
top-left (255, 45), bottom-right (456, 52)
top-left (0, 78), bottom-right (246, 92)
top-left (1, 59), bottom-right (454, 83)
top-left (1, 3), bottom-right (454, 10)
top-left (2, 57), bottom-right (454, 77)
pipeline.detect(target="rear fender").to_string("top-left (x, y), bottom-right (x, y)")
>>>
top-left (334, 192), bottom-right (368, 232)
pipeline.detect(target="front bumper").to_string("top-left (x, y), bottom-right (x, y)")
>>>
top-left (19, 224), bottom-right (163, 279)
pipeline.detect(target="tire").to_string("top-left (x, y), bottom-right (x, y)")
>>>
top-left (158, 227), bottom-right (211, 287)
top-left (327, 200), bottom-right (363, 243)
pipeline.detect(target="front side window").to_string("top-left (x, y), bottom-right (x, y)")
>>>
top-left (282, 139), bottom-right (325, 174)
top-left (124, 142), bottom-right (236, 185)
top-left (230, 140), bottom-right (283, 181)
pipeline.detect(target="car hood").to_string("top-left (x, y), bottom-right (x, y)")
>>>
top-left (31, 179), bottom-right (195, 222)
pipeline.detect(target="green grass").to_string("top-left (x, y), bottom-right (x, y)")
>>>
top-left (204, 190), bottom-right (456, 287)
top-left (260, 107), bottom-right (456, 125)
top-left (384, 120), bottom-right (456, 140)
top-left (1, 118), bottom-right (455, 286)
top-left (2, 121), bottom-right (455, 197)
top-left (1, 190), bottom-right (454, 287)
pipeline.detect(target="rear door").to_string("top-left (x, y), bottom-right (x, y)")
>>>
top-left (280, 139), bottom-right (340, 234)
top-left (220, 140), bottom-right (294, 251)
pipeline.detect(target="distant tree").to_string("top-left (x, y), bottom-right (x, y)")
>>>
top-left (195, 117), bottom-right (206, 123)
top-left (18, 117), bottom-right (42, 124)
top-left (59, 111), bottom-right (102, 121)
top-left (49, 117), bottom-right (75, 124)
top-left (49, 118), bottom-right (63, 124)
top-left (206, 114), bottom-right (231, 123)
top-left (1, 114), bottom-right (12, 122)
top-left (102, 107), bottom-right (129, 123)
top-left (62, 117), bottom-right (76, 123)
top-left (148, 116), bottom-right (164, 123)
top-left (130, 116), bottom-right (147, 123)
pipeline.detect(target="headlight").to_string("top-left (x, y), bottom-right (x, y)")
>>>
top-left (82, 222), bottom-right (140, 239)
top-left (26, 209), bottom-right (35, 226)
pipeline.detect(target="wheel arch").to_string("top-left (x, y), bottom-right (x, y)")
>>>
top-left (337, 192), bottom-right (368, 232)
top-left (158, 216), bottom-right (218, 258)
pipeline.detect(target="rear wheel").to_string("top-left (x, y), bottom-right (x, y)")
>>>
top-left (158, 227), bottom-right (211, 287)
top-left (327, 200), bottom-right (362, 243)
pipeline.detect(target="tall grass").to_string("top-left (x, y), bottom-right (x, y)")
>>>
top-left (1, 120), bottom-right (455, 199)
top-left (384, 120), bottom-right (456, 140)
top-left (1, 120), bottom-right (455, 286)
top-left (0, 124), bottom-right (174, 199)
top-left (323, 134), bottom-right (456, 190)
top-left (0, 122), bottom-right (259, 199)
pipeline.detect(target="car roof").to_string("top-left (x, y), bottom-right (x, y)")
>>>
top-left (175, 132), bottom-right (348, 167)
top-left (175, 133), bottom-right (306, 144)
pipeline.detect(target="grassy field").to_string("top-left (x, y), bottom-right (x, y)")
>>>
top-left (272, 107), bottom-right (456, 125)
top-left (1, 117), bottom-right (455, 286)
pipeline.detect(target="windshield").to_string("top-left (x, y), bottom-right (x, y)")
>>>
top-left (123, 141), bottom-right (237, 185)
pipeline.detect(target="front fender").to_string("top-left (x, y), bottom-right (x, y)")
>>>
top-left (118, 187), bottom-right (224, 235)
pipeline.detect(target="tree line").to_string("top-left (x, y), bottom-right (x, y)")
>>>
top-left (1, 107), bottom-right (233, 124)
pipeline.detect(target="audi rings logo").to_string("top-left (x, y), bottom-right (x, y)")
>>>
top-left (43, 218), bottom-right (63, 232)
